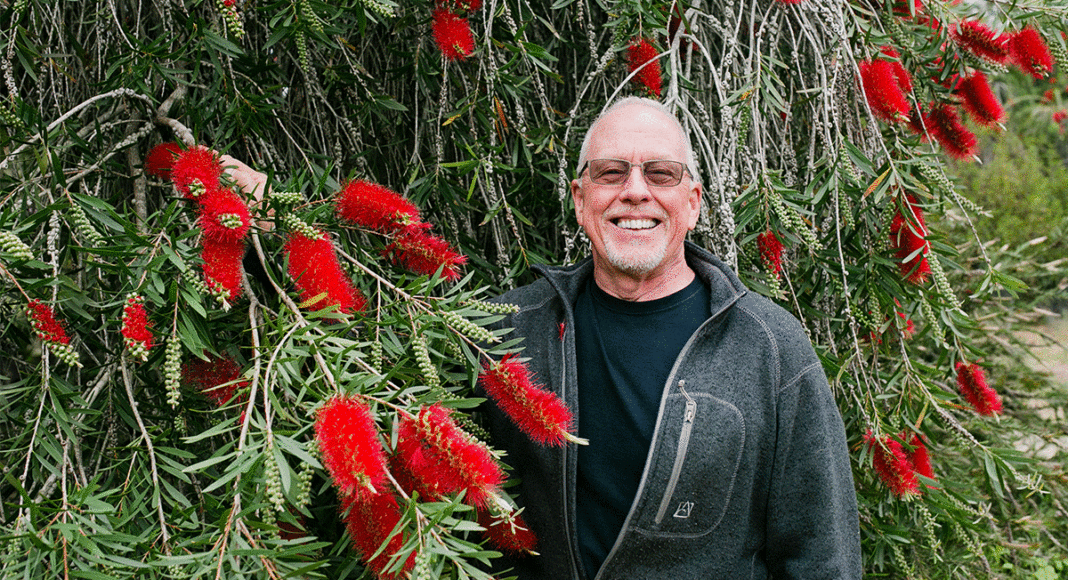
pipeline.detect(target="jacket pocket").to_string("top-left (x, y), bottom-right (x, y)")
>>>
top-left (634, 382), bottom-right (745, 537)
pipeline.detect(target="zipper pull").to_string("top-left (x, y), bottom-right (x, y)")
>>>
top-left (679, 380), bottom-right (696, 423)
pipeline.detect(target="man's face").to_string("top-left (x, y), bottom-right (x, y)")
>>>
top-left (571, 104), bottom-right (701, 283)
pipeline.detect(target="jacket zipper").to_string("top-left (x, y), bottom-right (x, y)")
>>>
top-left (561, 320), bottom-right (583, 580)
top-left (654, 381), bottom-right (698, 525)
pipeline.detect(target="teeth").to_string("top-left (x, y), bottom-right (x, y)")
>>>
top-left (616, 219), bottom-right (657, 230)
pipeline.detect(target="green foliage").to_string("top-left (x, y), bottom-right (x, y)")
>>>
top-left (953, 131), bottom-right (1068, 257)
top-left (1, 0), bottom-right (1068, 578)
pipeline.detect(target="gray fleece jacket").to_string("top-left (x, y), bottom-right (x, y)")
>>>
top-left (484, 242), bottom-right (861, 580)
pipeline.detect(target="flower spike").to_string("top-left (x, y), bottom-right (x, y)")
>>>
top-left (182, 353), bottom-right (248, 408)
top-left (906, 433), bottom-right (935, 483)
top-left (394, 403), bottom-right (504, 508)
top-left (955, 362), bottom-right (1002, 416)
top-left (1008, 27), bottom-right (1053, 79)
top-left (859, 57), bottom-right (911, 123)
top-left (955, 72), bottom-right (1005, 127)
top-left (339, 491), bottom-right (416, 579)
top-left (201, 237), bottom-right (247, 306)
top-left (143, 142), bottom-right (182, 179)
top-left (757, 230), bottom-right (784, 278)
top-left (479, 354), bottom-right (585, 446)
top-left (925, 103), bottom-right (978, 161)
top-left (432, 9), bottom-right (474, 61)
top-left (170, 147), bottom-right (224, 199)
top-left (198, 188), bottom-right (252, 242)
top-left (950, 20), bottom-right (1009, 64)
top-left (864, 431), bottom-right (920, 497)
top-left (383, 226), bottom-right (467, 282)
top-left (121, 294), bottom-right (154, 362)
top-left (26, 299), bottom-right (80, 366)
top-left (477, 507), bottom-right (539, 556)
top-left (285, 231), bottom-right (367, 314)
top-left (335, 180), bottom-right (421, 234)
top-left (889, 195), bottom-right (931, 285)
top-left (626, 38), bottom-right (662, 97)
top-left (315, 396), bottom-right (389, 497)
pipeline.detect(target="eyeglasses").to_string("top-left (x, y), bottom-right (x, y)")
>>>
top-left (579, 159), bottom-right (689, 187)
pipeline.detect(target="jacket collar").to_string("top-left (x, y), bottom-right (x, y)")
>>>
top-left (532, 241), bottom-right (747, 314)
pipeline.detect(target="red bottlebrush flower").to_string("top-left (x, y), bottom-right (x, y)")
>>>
top-left (143, 142), bottom-right (182, 179)
top-left (955, 362), bottom-right (1003, 416)
top-left (950, 20), bottom-right (1009, 64)
top-left (889, 195), bottom-right (930, 285)
top-left (756, 229), bottom-right (784, 278)
top-left (1054, 110), bottom-right (1068, 126)
top-left (864, 431), bottom-right (920, 497)
top-left (315, 396), bottom-right (389, 497)
top-left (626, 38), bottom-right (662, 97)
top-left (285, 231), bottom-right (366, 314)
top-left (121, 294), bottom-right (154, 361)
top-left (478, 353), bottom-right (580, 447)
top-left (182, 353), bottom-right (248, 407)
top-left (925, 103), bottom-right (978, 161)
top-left (26, 300), bottom-right (79, 366)
top-left (395, 404), bottom-right (503, 508)
top-left (906, 432), bottom-right (935, 482)
top-left (955, 72), bottom-right (1005, 127)
top-left (880, 46), bottom-right (913, 94)
top-left (335, 180), bottom-right (421, 234)
top-left (26, 299), bottom-right (70, 345)
top-left (198, 188), bottom-right (251, 242)
top-left (476, 508), bottom-right (538, 556)
top-left (383, 226), bottom-right (466, 282)
top-left (431, 9), bottom-right (474, 61)
top-left (1009, 27), bottom-right (1053, 79)
top-left (858, 58), bottom-right (911, 123)
top-left (339, 491), bottom-right (415, 580)
top-left (1043, 89), bottom-right (1055, 103)
top-left (170, 147), bottom-right (224, 199)
top-left (202, 237), bottom-right (246, 303)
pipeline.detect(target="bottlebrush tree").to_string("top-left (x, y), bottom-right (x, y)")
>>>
top-left (1, 0), bottom-right (1067, 578)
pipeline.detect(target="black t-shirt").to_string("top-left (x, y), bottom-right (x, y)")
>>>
top-left (574, 275), bottom-right (711, 577)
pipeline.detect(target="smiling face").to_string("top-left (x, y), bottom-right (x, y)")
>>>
top-left (571, 103), bottom-right (701, 296)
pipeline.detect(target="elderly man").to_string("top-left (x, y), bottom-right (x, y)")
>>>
top-left (483, 96), bottom-right (862, 579)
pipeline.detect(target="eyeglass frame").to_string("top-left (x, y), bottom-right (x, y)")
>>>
top-left (577, 158), bottom-right (692, 187)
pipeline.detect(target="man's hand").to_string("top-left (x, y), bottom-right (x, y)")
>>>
top-left (215, 152), bottom-right (274, 230)
top-left (218, 153), bottom-right (269, 204)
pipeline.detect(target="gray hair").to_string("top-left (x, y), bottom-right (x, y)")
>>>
top-left (575, 96), bottom-right (700, 184)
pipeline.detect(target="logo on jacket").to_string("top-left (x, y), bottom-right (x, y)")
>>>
top-left (673, 501), bottom-right (694, 519)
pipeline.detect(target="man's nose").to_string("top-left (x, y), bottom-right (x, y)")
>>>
top-left (618, 165), bottom-right (651, 202)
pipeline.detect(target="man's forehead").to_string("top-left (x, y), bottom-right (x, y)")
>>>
top-left (588, 106), bottom-right (686, 154)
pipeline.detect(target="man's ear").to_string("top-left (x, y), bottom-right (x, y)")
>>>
top-left (571, 178), bottom-right (585, 228)
top-left (686, 181), bottom-right (702, 231)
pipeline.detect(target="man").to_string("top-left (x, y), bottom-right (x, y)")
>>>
top-left (483, 96), bottom-right (862, 579)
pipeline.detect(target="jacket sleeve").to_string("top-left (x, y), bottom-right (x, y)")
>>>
top-left (766, 342), bottom-right (862, 579)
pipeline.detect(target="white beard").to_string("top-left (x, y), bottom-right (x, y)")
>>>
top-left (602, 237), bottom-right (667, 276)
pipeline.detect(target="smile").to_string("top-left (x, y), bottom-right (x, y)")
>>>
top-left (613, 218), bottom-right (659, 230)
